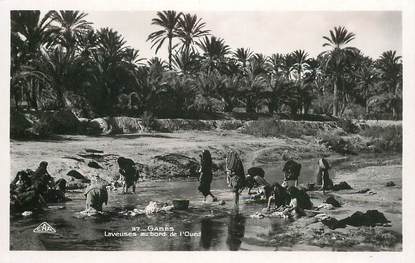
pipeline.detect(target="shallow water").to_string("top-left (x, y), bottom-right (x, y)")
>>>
top-left (10, 153), bottom-right (399, 251)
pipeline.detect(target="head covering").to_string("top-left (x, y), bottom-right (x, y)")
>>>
top-left (318, 158), bottom-right (330, 170)
top-left (201, 150), bottom-right (212, 172)
top-left (226, 151), bottom-right (240, 171)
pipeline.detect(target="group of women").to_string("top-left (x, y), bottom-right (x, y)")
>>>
top-left (197, 149), bottom-right (332, 214)
top-left (11, 150), bottom-right (332, 216)
top-left (10, 161), bottom-right (67, 213)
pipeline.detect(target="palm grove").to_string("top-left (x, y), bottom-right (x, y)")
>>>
top-left (11, 10), bottom-right (403, 120)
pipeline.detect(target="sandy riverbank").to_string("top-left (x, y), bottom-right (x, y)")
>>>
top-left (10, 130), bottom-right (402, 251)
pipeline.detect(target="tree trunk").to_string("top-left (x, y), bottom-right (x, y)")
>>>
top-left (246, 97), bottom-right (255, 113)
top-left (332, 79), bottom-right (338, 117)
top-left (168, 37), bottom-right (172, 70)
top-left (224, 98), bottom-right (234, 113)
top-left (56, 86), bottom-right (66, 109)
top-left (31, 81), bottom-right (38, 110)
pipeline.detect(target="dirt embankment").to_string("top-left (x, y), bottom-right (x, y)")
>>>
top-left (13, 110), bottom-right (399, 137)
top-left (10, 130), bottom-right (329, 184)
top-left (10, 112), bottom-right (402, 183)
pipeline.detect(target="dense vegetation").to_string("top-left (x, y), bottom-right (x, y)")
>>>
top-left (11, 10), bottom-right (402, 120)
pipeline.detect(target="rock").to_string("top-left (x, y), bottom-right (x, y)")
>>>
top-left (67, 170), bottom-right (90, 182)
top-left (107, 117), bottom-right (145, 134)
top-left (325, 196), bottom-right (341, 207)
top-left (152, 154), bottom-right (199, 178)
top-left (88, 161), bottom-right (103, 169)
top-left (355, 188), bottom-right (370, 194)
top-left (385, 181), bottom-right (396, 187)
top-left (39, 110), bottom-right (81, 134)
top-left (321, 217), bottom-right (346, 230)
top-left (87, 118), bottom-right (112, 135)
top-left (332, 181), bottom-right (353, 191)
top-left (340, 210), bottom-right (390, 227)
top-left (84, 148), bottom-right (104, 153)
top-left (321, 210), bottom-right (390, 230)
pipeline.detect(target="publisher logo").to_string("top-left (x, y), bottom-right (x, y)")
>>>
top-left (33, 222), bottom-right (56, 234)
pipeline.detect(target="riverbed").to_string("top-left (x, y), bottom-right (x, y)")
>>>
top-left (10, 131), bottom-right (402, 251)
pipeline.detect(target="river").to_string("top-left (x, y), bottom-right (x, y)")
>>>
top-left (10, 153), bottom-right (400, 251)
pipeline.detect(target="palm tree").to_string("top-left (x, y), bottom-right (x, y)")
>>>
top-left (147, 11), bottom-right (183, 70)
top-left (11, 11), bottom-right (57, 109)
top-left (11, 11), bottom-right (57, 56)
top-left (147, 57), bottom-right (168, 70)
top-left (77, 29), bottom-right (98, 58)
top-left (291, 50), bottom-right (309, 82)
top-left (290, 50), bottom-right (311, 114)
top-left (280, 53), bottom-right (295, 80)
top-left (352, 55), bottom-right (377, 114)
top-left (197, 36), bottom-right (230, 72)
top-left (124, 47), bottom-right (145, 67)
top-left (198, 36), bottom-right (230, 58)
top-left (172, 50), bottom-right (201, 74)
top-left (218, 74), bottom-right (243, 112)
top-left (88, 28), bottom-right (131, 113)
top-left (163, 72), bottom-right (195, 114)
top-left (376, 50), bottom-right (402, 119)
top-left (176, 13), bottom-right (210, 55)
top-left (242, 63), bottom-right (268, 113)
top-left (249, 53), bottom-right (268, 76)
top-left (48, 11), bottom-right (92, 51)
top-left (267, 53), bottom-right (284, 78)
top-left (320, 26), bottom-right (359, 116)
top-left (233, 48), bottom-right (253, 68)
top-left (96, 28), bottom-right (127, 61)
top-left (37, 46), bottom-right (80, 107)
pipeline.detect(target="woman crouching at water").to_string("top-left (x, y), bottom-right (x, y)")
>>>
top-left (84, 175), bottom-right (109, 212)
top-left (225, 151), bottom-right (245, 211)
top-left (198, 150), bottom-right (218, 202)
top-left (285, 186), bottom-right (313, 218)
top-left (245, 167), bottom-right (272, 199)
top-left (267, 182), bottom-right (291, 211)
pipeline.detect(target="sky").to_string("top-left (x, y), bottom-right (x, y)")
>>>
top-left (84, 11), bottom-right (401, 60)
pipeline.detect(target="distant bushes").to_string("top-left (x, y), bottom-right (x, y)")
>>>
top-left (242, 118), bottom-right (318, 138)
top-left (316, 130), bottom-right (355, 155)
top-left (360, 125), bottom-right (402, 152)
top-left (336, 118), bottom-right (359, 134)
top-left (315, 125), bottom-right (402, 154)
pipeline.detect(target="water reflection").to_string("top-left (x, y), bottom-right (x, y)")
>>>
top-left (226, 214), bottom-right (246, 251)
top-left (199, 218), bottom-right (221, 250)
